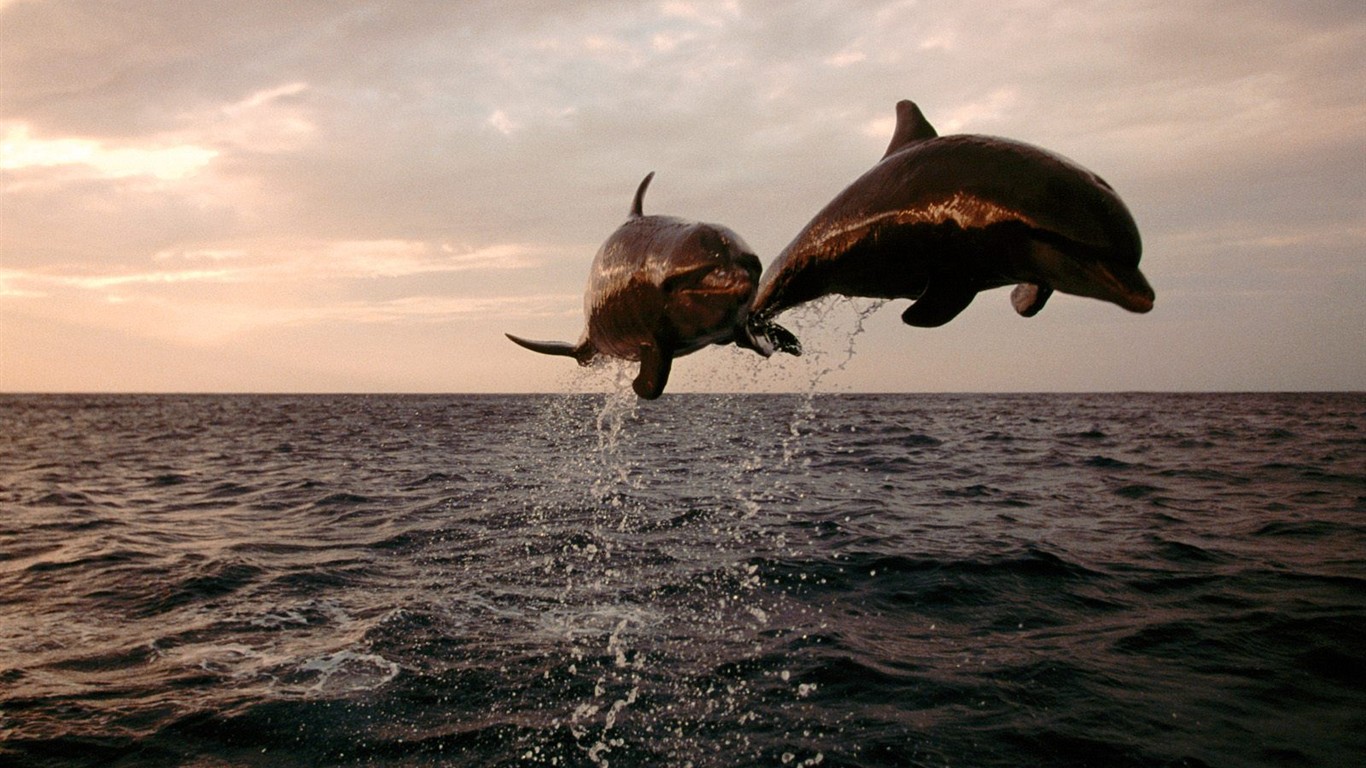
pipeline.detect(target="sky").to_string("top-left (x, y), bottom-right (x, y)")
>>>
top-left (2, 0), bottom-right (1363, 393)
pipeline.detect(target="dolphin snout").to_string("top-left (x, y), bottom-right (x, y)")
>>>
top-left (1101, 265), bottom-right (1155, 313)
top-left (734, 251), bottom-right (763, 281)
top-left (1125, 289), bottom-right (1155, 314)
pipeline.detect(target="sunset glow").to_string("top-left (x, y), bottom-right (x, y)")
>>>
top-left (1, 123), bottom-right (218, 180)
top-left (2, 2), bottom-right (1362, 392)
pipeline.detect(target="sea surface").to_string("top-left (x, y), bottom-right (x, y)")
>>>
top-left (1, 391), bottom-right (1363, 767)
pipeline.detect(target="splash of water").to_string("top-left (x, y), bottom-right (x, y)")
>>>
top-left (773, 297), bottom-right (886, 466)
top-left (593, 369), bottom-right (639, 456)
top-left (509, 302), bottom-right (887, 763)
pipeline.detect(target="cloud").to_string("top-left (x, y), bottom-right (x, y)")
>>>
top-left (188, 81), bottom-right (316, 153)
top-left (0, 80), bottom-right (314, 185)
top-left (0, 234), bottom-right (562, 354)
top-left (659, 0), bottom-right (741, 26)
top-left (2, 240), bottom-right (548, 294)
top-left (2, 0), bottom-right (1364, 391)
top-left (486, 109), bottom-right (519, 136)
top-left (1, 122), bottom-right (218, 180)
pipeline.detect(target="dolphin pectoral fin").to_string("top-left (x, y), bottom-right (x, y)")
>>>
top-left (506, 333), bottom-right (596, 365)
top-left (1010, 283), bottom-right (1054, 317)
top-left (633, 341), bottom-right (672, 400)
top-left (900, 281), bottom-right (978, 327)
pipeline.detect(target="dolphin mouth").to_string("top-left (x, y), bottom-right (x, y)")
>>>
top-left (670, 264), bottom-right (756, 298)
top-left (685, 284), bottom-right (749, 297)
top-left (1121, 291), bottom-right (1155, 313)
top-left (1084, 262), bottom-right (1154, 313)
top-left (1111, 272), bottom-right (1155, 313)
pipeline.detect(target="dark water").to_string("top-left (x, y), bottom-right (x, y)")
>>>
top-left (2, 392), bottom-right (1363, 767)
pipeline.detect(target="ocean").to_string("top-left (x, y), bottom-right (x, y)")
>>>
top-left (1, 391), bottom-right (1362, 767)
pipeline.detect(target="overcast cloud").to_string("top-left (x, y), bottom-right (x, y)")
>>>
top-left (2, 0), bottom-right (1363, 392)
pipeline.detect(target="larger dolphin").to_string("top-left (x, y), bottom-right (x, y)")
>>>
top-left (507, 173), bottom-right (797, 399)
top-left (748, 100), bottom-right (1154, 340)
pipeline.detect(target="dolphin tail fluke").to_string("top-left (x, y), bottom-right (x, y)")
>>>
top-left (633, 341), bottom-right (672, 399)
top-left (505, 333), bottom-right (596, 365)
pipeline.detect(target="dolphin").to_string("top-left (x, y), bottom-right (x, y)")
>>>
top-left (507, 172), bottom-right (798, 399)
top-left (748, 99), bottom-right (1154, 340)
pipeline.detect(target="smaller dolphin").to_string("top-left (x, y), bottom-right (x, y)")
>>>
top-left (507, 173), bottom-right (797, 399)
top-left (749, 100), bottom-right (1154, 337)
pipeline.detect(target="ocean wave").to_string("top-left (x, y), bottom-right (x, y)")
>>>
top-left (2, 393), bottom-right (1363, 767)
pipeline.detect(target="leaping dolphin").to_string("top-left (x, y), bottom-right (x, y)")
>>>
top-left (747, 99), bottom-right (1154, 345)
top-left (507, 172), bottom-right (798, 399)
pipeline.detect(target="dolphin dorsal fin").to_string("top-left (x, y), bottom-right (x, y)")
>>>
top-left (882, 100), bottom-right (937, 159)
top-left (630, 172), bottom-right (656, 218)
